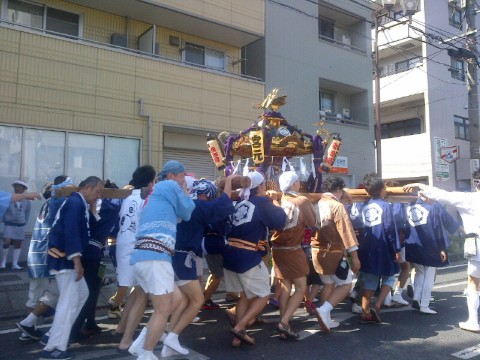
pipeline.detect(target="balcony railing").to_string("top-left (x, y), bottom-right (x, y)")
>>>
top-left (319, 112), bottom-right (369, 128)
top-left (0, 20), bottom-right (264, 82)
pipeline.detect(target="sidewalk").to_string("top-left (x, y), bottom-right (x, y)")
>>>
top-left (0, 262), bottom-right (117, 320)
top-left (0, 258), bottom-right (225, 321)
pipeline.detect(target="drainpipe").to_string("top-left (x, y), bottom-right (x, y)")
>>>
top-left (139, 98), bottom-right (152, 164)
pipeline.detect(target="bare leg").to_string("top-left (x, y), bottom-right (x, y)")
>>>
top-left (118, 287), bottom-right (147, 350)
top-left (279, 277), bottom-right (306, 326)
top-left (203, 274), bottom-right (221, 302)
top-left (278, 279), bottom-right (292, 321)
top-left (143, 293), bottom-right (172, 351)
top-left (374, 285), bottom-right (392, 312)
top-left (169, 281), bottom-right (203, 335)
top-left (361, 289), bottom-right (374, 317)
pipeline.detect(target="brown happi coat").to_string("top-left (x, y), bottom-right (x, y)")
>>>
top-left (311, 193), bottom-right (358, 275)
top-left (271, 193), bottom-right (317, 279)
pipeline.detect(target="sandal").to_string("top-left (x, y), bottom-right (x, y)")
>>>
top-left (369, 308), bottom-right (382, 323)
top-left (230, 328), bottom-right (255, 345)
top-left (224, 309), bottom-right (236, 328)
top-left (277, 323), bottom-right (299, 339)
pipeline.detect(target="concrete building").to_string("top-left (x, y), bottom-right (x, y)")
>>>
top-left (376, 0), bottom-right (477, 190)
top-left (0, 0), bottom-right (265, 260)
top-left (245, 0), bottom-right (376, 187)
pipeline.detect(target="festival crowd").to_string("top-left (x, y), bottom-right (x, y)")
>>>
top-left (1, 163), bottom-right (479, 360)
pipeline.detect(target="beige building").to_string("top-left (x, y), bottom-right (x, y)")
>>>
top-left (0, 0), bottom-right (265, 198)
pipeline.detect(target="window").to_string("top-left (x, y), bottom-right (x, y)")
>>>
top-left (395, 57), bottom-right (422, 74)
top-left (381, 118), bottom-right (422, 139)
top-left (319, 91), bottom-right (335, 112)
top-left (449, 4), bottom-right (462, 27)
top-left (450, 57), bottom-right (465, 81)
top-left (46, 7), bottom-right (79, 37)
top-left (319, 17), bottom-right (335, 42)
top-left (454, 115), bottom-right (470, 140)
top-left (105, 137), bottom-right (140, 185)
top-left (184, 42), bottom-right (226, 70)
top-left (5, 0), bottom-right (80, 37)
top-left (0, 126), bottom-right (22, 190)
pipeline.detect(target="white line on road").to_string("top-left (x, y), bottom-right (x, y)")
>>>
top-left (452, 344), bottom-right (480, 359)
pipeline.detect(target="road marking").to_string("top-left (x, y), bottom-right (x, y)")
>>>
top-left (434, 280), bottom-right (467, 290)
top-left (452, 344), bottom-right (480, 359)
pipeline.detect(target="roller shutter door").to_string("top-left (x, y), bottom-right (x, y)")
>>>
top-left (162, 148), bottom-right (219, 180)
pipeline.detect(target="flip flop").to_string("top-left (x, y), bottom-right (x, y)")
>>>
top-left (369, 308), bottom-right (382, 323)
top-left (230, 328), bottom-right (255, 345)
top-left (224, 309), bottom-right (236, 328)
top-left (277, 323), bottom-right (299, 339)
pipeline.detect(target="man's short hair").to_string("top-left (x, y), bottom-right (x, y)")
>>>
top-left (363, 173), bottom-right (384, 197)
top-left (79, 176), bottom-right (103, 189)
top-left (321, 176), bottom-right (345, 193)
top-left (131, 165), bottom-right (156, 189)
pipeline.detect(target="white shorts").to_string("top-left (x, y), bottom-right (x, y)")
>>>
top-left (320, 270), bottom-right (354, 286)
top-left (116, 243), bottom-right (137, 287)
top-left (468, 260), bottom-right (480, 278)
top-left (224, 262), bottom-right (270, 299)
top-left (134, 260), bottom-right (174, 296)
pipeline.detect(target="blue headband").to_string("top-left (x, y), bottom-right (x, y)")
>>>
top-left (158, 160), bottom-right (186, 180)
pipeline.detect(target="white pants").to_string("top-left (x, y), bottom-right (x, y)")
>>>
top-left (26, 278), bottom-right (50, 308)
top-left (413, 263), bottom-right (436, 308)
top-left (45, 271), bottom-right (88, 352)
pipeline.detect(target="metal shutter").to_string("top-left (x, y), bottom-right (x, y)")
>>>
top-left (162, 148), bottom-right (219, 180)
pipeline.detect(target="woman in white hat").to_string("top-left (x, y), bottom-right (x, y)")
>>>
top-left (270, 171), bottom-right (317, 339)
top-left (1, 180), bottom-right (31, 270)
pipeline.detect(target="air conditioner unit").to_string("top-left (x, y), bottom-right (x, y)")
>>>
top-left (111, 33), bottom-right (128, 48)
top-left (342, 35), bottom-right (351, 49)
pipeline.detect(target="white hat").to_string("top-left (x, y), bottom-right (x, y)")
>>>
top-left (248, 171), bottom-right (265, 190)
top-left (12, 180), bottom-right (28, 190)
top-left (240, 171), bottom-right (265, 200)
top-left (279, 171), bottom-right (298, 192)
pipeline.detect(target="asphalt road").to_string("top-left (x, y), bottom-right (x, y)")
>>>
top-left (0, 263), bottom-right (477, 360)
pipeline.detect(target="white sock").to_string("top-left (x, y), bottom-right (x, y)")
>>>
top-left (129, 327), bottom-right (147, 356)
top-left (394, 286), bottom-right (403, 295)
top-left (160, 345), bottom-right (178, 358)
top-left (321, 301), bottom-right (333, 312)
top-left (12, 248), bottom-right (21, 267)
top-left (0, 248), bottom-right (8, 267)
top-left (163, 332), bottom-right (188, 355)
top-left (20, 313), bottom-right (38, 327)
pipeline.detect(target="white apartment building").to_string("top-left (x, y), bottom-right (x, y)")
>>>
top-left (376, 0), bottom-right (477, 190)
top-left (245, 0), bottom-right (376, 187)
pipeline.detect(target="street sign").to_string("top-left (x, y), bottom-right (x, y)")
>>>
top-left (440, 146), bottom-right (459, 163)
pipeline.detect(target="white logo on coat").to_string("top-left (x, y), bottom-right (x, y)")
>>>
top-left (282, 201), bottom-right (299, 230)
top-left (406, 203), bottom-right (429, 227)
top-left (362, 202), bottom-right (383, 227)
top-left (316, 202), bottom-right (332, 229)
top-left (232, 200), bottom-right (256, 226)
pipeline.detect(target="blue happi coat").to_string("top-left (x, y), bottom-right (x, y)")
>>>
top-left (173, 193), bottom-right (234, 279)
top-left (48, 192), bottom-right (90, 272)
top-left (223, 195), bottom-right (287, 273)
top-left (358, 198), bottom-right (401, 277)
top-left (405, 198), bottom-right (459, 267)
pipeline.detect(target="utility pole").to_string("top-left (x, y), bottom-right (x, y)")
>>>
top-left (374, 13), bottom-right (382, 177)
top-left (466, 0), bottom-right (480, 162)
